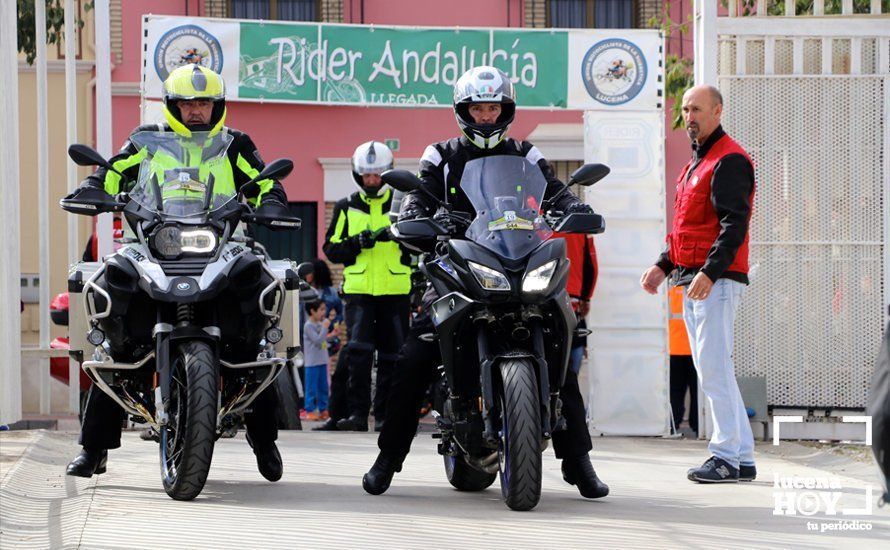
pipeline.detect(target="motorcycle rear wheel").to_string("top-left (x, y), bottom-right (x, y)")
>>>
top-left (497, 358), bottom-right (542, 511)
top-left (444, 454), bottom-right (497, 491)
top-left (160, 340), bottom-right (218, 501)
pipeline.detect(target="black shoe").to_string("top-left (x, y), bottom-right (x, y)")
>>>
top-left (374, 418), bottom-right (385, 432)
top-left (739, 464), bottom-right (757, 482)
top-left (247, 435), bottom-right (283, 482)
top-left (336, 415), bottom-right (369, 432)
top-left (66, 448), bottom-right (107, 478)
top-left (362, 451), bottom-right (406, 495)
top-left (687, 456), bottom-right (739, 483)
top-left (561, 455), bottom-right (610, 499)
top-left (312, 418), bottom-right (340, 431)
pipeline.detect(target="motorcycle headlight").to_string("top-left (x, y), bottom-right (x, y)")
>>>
top-left (522, 260), bottom-right (557, 294)
top-left (152, 226), bottom-right (218, 258)
top-left (468, 261), bottom-right (510, 292)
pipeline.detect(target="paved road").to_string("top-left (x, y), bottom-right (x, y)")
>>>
top-left (1, 429), bottom-right (887, 549)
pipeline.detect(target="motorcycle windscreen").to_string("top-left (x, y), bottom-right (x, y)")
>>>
top-left (127, 131), bottom-right (236, 219)
top-left (461, 155), bottom-right (553, 261)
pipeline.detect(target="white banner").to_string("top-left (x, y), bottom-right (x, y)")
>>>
top-left (568, 30), bottom-right (663, 112)
top-left (584, 109), bottom-right (669, 436)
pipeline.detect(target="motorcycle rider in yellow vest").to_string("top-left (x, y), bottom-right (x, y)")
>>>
top-left (64, 64), bottom-right (289, 482)
top-left (321, 141), bottom-right (412, 432)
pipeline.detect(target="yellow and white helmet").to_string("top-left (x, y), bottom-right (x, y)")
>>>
top-left (162, 64), bottom-right (227, 137)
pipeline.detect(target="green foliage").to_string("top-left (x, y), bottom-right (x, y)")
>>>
top-left (664, 54), bottom-right (694, 129)
top-left (735, 0), bottom-right (887, 15)
top-left (16, 0), bottom-right (93, 65)
top-left (648, 1), bottom-right (695, 129)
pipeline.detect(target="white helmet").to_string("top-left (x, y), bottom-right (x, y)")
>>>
top-left (453, 66), bottom-right (516, 150)
top-left (351, 141), bottom-right (394, 197)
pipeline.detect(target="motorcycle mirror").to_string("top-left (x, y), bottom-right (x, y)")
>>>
top-left (68, 144), bottom-right (116, 171)
top-left (239, 159), bottom-right (293, 198)
top-left (381, 169), bottom-right (423, 193)
top-left (568, 163), bottom-right (611, 187)
top-left (251, 159), bottom-right (293, 186)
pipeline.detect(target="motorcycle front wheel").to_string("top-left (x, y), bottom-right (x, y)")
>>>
top-left (160, 340), bottom-right (218, 501)
top-left (497, 358), bottom-right (543, 511)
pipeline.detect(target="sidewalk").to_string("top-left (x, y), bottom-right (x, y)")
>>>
top-left (1, 430), bottom-right (887, 549)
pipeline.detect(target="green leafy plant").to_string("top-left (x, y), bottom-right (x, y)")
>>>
top-left (16, 0), bottom-right (94, 65)
top-left (648, 2), bottom-right (694, 129)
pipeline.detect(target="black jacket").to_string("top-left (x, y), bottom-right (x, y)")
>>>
top-left (81, 123), bottom-right (288, 205)
top-left (657, 126), bottom-right (754, 286)
top-left (399, 136), bottom-right (584, 229)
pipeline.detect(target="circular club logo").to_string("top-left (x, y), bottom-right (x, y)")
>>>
top-left (581, 38), bottom-right (647, 106)
top-left (154, 25), bottom-right (223, 81)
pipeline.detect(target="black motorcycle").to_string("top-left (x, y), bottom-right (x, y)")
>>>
top-left (383, 156), bottom-right (608, 511)
top-left (60, 130), bottom-right (306, 500)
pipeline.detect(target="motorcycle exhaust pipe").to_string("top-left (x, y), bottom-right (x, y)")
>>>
top-left (469, 451), bottom-right (500, 474)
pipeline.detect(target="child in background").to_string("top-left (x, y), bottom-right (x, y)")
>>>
top-left (303, 301), bottom-right (331, 421)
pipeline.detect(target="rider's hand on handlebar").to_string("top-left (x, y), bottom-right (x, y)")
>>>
top-left (64, 185), bottom-right (115, 203)
top-left (433, 210), bottom-right (469, 235)
top-left (566, 202), bottom-right (593, 214)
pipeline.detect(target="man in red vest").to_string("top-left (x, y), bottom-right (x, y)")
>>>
top-left (640, 85), bottom-right (756, 483)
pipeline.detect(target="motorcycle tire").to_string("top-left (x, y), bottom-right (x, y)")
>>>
top-left (274, 365), bottom-right (303, 430)
top-left (160, 340), bottom-right (218, 501)
top-left (444, 454), bottom-right (497, 491)
top-left (497, 358), bottom-right (542, 511)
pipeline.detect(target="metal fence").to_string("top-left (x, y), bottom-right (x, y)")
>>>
top-left (714, 16), bottom-right (890, 408)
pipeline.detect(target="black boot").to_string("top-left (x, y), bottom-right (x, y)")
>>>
top-left (362, 451), bottom-right (406, 495)
top-left (247, 435), bottom-right (282, 482)
top-left (561, 454), bottom-right (609, 499)
top-left (66, 448), bottom-right (107, 478)
top-left (336, 414), bottom-right (369, 432)
top-left (312, 418), bottom-right (340, 431)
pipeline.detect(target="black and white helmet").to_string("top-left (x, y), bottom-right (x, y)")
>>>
top-left (453, 66), bottom-right (516, 150)
top-left (351, 141), bottom-right (394, 197)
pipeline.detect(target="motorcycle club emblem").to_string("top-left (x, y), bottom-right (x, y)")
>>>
top-left (581, 38), bottom-right (647, 106)
top-left (154, 24), bottom-right (224, 81)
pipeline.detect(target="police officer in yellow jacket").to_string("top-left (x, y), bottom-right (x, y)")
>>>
top-left (64, 64), bottom-right (289, 482)
top-left (322, 141), bottom-right (411, 432)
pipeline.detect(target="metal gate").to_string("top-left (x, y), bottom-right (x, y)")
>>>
top-left (707, 9), bottom-right (890, 409)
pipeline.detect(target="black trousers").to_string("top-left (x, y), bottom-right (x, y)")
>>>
top-left (326, 349), bottom-right (350, 422)
top-left (377, 311), bottom-right (593, 460)
top-left (340, 294), bottom-right (410, 419)
top-left (79, 382), bottom-right (279, 450)
top-left (670, 354), bottom-right (699, 434)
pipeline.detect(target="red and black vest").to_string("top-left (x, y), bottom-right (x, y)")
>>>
top-left (668, 134), bottom-right (755, 274)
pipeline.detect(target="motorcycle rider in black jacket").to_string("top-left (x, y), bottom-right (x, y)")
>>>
top-left (362, 66), bottom-right (609, 499)
top-left (64, 64), bottom-right (289, 482)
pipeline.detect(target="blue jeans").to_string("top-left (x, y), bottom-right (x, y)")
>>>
top-left (570, 346), bottom-right (584, 375)
top-left (304, 364), bottom-right (329, 413)
top-left (683, 279), bottom-right (754, 469)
